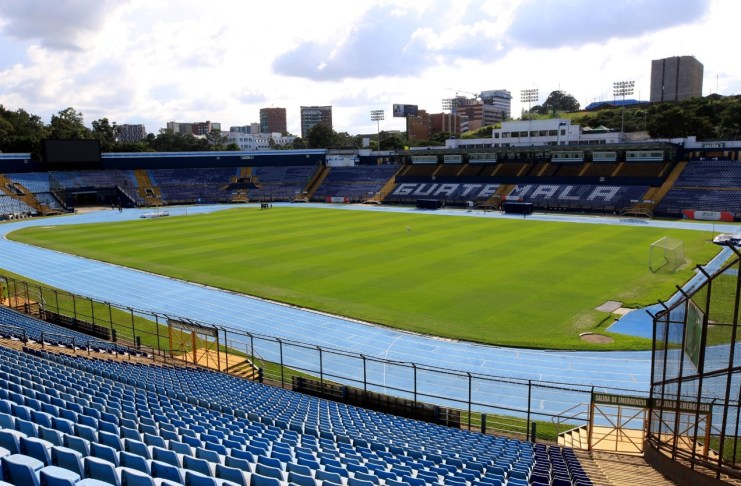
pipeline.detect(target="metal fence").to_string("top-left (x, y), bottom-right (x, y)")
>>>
top-left (649, 246), bottom-right (741, 481)
top-left (1, 274), bottom-right (644, 442)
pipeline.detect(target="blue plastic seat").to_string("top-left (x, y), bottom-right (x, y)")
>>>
top-left (50, 446), bottom-right (84, 478)
top-left (0, 414), bottom-right (13, 430)
top-left (183, 454), bottom-right (212, 476)
top-left (74, 424), bottom-right (98, 444)
top-left (354, 471), bottom-right (380, 485)
top-left (143, 433), bottom-right (167, 450)
top-left (36, 426), bottom-right (63, 448)
top-left (2, 453), bottom-right (45, 485)
top-left (196, 446), bottom-right (222, 464)
top-left (250, 472), bottom-right (281, 486)
top-left (169, 441), bottom-right (193, 456)
top-left (120, 450), bottom-right (151, 475)
top-left (224, 455), bottom-right (252, 473)
top-left (185, 469), bottom-right (219, 486)
top-left (39, 465), bottom-right (82, 486)
top-left (121, 427), bottom-right (142, 442)
top-left (124, 439), bottom-right (152, 460)
top-left (20, 436), bottom-right (53, 466)
top-left (230, 449), bottom-right (254, 462)
top-left (0, 429), bottom-right (25, 454)
top-left (215, 463), bottom-right (249, 486)
top-left (151, 446), bottom-right (181, 468)
top-left (51, 417), bottom-right (74, 436)
top-left (315, 470), bottom-right (343, 485)
top-left (287, 470), bottom-right (316, 486)
top-left (119, 466), bottom-right (156, 486)
top-left (15, 417), bottom-right (38, 437)
top-left (150, 459), bottom-right (186, 484)
top-left (98, 430), bottom-right (123, 452)
top-left (90, 442), bottom-right (120, 467)
top-left (256, 455), bottom-right (282, 471)
top-left (348, 478), bottom-right (375, 486)
top-left (62, 435), bottom-right (90, 457)
top-left (255, 463), bottom-right (284, 481)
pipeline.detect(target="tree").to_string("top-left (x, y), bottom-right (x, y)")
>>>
top-left (306, 123), bottom-right (337, 148)
top-left (91, 117), bottom-right (118, 151)
top-left (0, 105), bottom-right (49, 160)
top-left (49, 107), bottom-right (90, 139)
top-left (205, 128), bottom-right (227, 149)
top-left (535, 90), bottom-right (580, 115)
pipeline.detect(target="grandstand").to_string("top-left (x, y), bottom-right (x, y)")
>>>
top-left (3, 139), bottom-right (741, 484)
top-left (0, 302), bottom-right (596, 486)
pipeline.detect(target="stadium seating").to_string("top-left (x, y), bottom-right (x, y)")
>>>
top-left (506, 184), bottom-right (648, 211)
top-left (656, 159), bottom-right (741, 216)
top-left (0, 303), bottom-right (588, 486)
top-left (247, 166), bottom-right (316, 201)
top-left (4, 173), bottom-right (53, 194)
top-left (148, 168), bottom-right (237, 204)
top-left (0, 196), bottom-right (34, 218)
top-left (312, 166), bottom-right (399, 202)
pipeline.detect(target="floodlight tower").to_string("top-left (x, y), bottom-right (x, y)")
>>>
top-left (370, 110), bottom-right (384, 150)
top-left (612, 80), bottom-right (635, 135)
top-left (520, 88), bottom-right (539, 145)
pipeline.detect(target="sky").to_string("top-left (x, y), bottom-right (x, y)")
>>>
top-left (0, 0), bottom-right (739, 138)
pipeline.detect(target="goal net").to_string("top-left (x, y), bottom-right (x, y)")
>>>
top-left (649, 236), bottom-right (685, 273)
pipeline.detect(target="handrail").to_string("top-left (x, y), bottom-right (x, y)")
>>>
top-left (552, 402), bottom-right (590, 426)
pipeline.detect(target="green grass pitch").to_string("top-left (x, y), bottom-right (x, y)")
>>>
top-left (7, 207), bottom-right (721, 350)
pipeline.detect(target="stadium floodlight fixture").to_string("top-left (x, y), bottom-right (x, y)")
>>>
top-left (370, 110), bottom-right (384, 150)
top-left (612, 80), bottom-right (635, 99)
top-left (520, 88), bottom-right (539, 104)
top-left (612, 80), bottom-right (635, 134)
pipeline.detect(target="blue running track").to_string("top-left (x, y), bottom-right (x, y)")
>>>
top-left (0, 204), bottom-right (736, 417)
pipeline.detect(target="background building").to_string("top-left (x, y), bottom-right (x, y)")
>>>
top-left (117, 124), bottom-right (147, 143)
top-left (407, 110), bottom-right (431, 141)
top-left (650, 56), bottom-right (703, 102)
top-left (480, 90), bottom-right (512, 120)
top-left (260, 108), bottom-right (287, 134)
top-left (166, 121), bottom-right (220, 136)
top-left (430, 112), bottom-right (462, 137)
top-left (230, 124), bottom-right (261, 134)
top-left (300, 106), bottom-right (332, 139)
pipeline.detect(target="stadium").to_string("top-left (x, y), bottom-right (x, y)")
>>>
top-left (0, 137), bottom-right (741, 486)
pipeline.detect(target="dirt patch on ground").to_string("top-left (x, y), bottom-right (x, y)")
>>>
top-left (580, 332), bottom-right (615, 344)
top-left (74, 206), bottom-right (112, 214)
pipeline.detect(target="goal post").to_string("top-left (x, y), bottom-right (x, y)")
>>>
top-left (649, 236), bottom-right (685, 273)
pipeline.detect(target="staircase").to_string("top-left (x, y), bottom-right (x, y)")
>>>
top-left (224, 358), bottom-right (262, 381)
top-left (367, 165), bottom-right (405, 203)
top-left (303, 165), bottom-right (330, 200)
top-left (0, 174), bottom-right (58, 215)
top-left (134, 170), bottom-right (163, 206)
top-left (623, 161), bottom-right (688, 216)
top-left (559, 425), bottom-right (589, 449)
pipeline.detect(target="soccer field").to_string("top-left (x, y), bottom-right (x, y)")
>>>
top-left (7, 207), bottom-right (720, 349)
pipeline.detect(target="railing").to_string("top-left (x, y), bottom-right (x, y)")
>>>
top-left (1, 274), bottom-right (644, 442)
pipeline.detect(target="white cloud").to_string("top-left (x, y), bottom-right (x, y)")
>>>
top-left (0, 0), bottom-right (739, 137)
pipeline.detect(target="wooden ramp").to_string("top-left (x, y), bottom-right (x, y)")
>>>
top-left (588, 450), bottom-right (678, 486)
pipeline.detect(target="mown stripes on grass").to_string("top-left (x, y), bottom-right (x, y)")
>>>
top-left (8, 207), bottom-right (720, 350)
